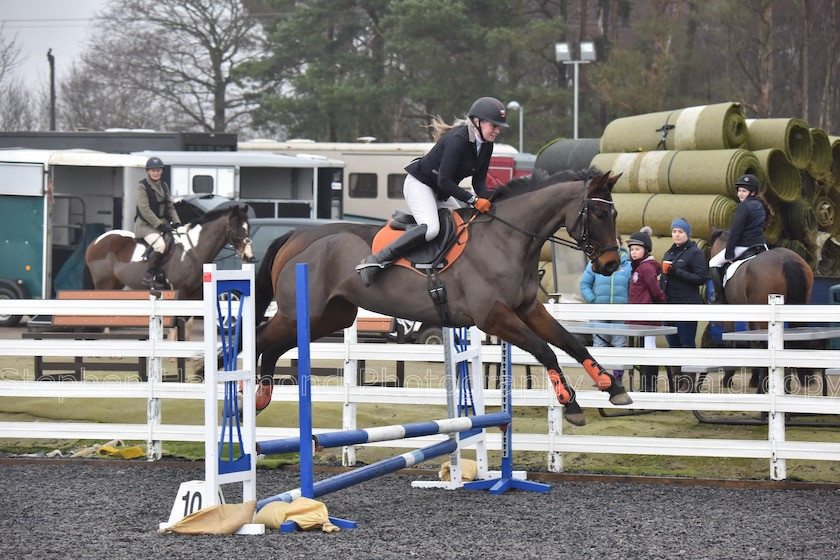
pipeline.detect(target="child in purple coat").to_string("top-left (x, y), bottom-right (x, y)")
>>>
top-left (626, 226), bottom-right (666, 391)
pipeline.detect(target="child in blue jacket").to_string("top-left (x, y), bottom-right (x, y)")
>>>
top-left (579, 236), bottom-right (632, 383)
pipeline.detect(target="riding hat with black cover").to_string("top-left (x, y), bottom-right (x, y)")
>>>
top-left (735, 173), bottom-right (760, 193)
top-left (626, 229), bottom-right (652, 253)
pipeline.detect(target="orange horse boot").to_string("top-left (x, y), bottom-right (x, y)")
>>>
top-left (547, 368), bottom-right (586, 426)
top-left (583, 359), bottom-right (632, 405)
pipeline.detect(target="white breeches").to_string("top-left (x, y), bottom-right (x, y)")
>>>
top-left (709, 247), bottom-right (747, 268)
top-left (143, 232), bottom-right (167, 253)
top-left (403, 174), bottom-right (462, 241)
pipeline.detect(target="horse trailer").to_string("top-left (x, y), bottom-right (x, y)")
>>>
top-left (0, 148), bottom-right (344, 326)
top-left (238, 139), bottom-right (535, 223)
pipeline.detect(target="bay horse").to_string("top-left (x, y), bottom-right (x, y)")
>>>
top-left (85, 204), bottom-right (254, 299)
top-left (253, 168), bottom-right (632, 426)
top-left (708, 228), bottom-right (814, 390)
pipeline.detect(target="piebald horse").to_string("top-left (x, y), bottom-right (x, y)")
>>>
top-left (85, 204), bottom-right (254, 299)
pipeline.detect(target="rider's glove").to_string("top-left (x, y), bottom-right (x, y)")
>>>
top-left (159, 223), bottom-right (173, 235)
top-left (472, 198), bottom-right (492, 214)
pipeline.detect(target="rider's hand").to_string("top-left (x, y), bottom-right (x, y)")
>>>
top-left (472, 198), bottom-right (492, 213)
top-left (159, 223), bottom-right (173, 235)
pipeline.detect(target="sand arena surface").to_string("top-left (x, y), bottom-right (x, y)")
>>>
top-left (2, 460), bottom-right (840, 559)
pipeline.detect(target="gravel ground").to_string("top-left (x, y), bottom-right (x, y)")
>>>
top-left (2, 460), bottom-right (840, 560)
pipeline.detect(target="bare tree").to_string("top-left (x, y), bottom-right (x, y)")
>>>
top-left (77, 0), bottom-right (264, 132)
top-left (0, 25), bottom-right (40, 130)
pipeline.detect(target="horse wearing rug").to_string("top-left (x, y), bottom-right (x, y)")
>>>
top-left (253, 169), bottom-right (632, 426)
top-left (708, 228), bottom-right (814, 390)
top-left (85, 204), bottom-right (254, 299)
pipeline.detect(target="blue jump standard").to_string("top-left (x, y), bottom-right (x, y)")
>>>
top-left (256, 411), bottom-right (512, 456)
top-left (464, 341), bottom-right (551, 495)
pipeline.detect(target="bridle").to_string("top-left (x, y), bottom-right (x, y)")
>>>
top-left (179, 212), bottom-right (254, 265)
top-left (567, 180), bottom-right (619, 260)
top-left (475, 177), bottom-right (618, 261)
top-left (227, 218), bottom-right (254, 262)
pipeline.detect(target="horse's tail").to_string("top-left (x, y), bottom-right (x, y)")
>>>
top-left (255, 231), bottom-right (295, 324)
top-left (782, 258), bottom-right (812, 305)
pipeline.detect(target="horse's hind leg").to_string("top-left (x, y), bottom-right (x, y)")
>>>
top-left (478, 302), bottom-right (588, 426)
top-left (254, 316), bottom-right (298, 412)
top-left (519, 303), bottom-right (633, 405)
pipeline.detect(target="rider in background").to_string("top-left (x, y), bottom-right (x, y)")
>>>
top-left (660, 217), bottom-right (707, 392)
top-left (579, 235), bottom-right (631, 385)
top-left (135, 156), bottom-right (181, 289)
top-left (356, 96), bottom-right (507, 287)
top-left (626, 226), bottom-right (666, 392)
top-left (708, 174), bottom-right (771, 303)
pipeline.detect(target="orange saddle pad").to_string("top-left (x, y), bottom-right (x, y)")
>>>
top-left (371, 211), bottom-right (468, 275)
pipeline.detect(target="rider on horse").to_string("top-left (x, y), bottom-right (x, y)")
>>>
top-left (134, 156), bottom-right (182, 289)
top-left (355, 97), bottom-right (506, 287)
top-left (708, 174), bottom-right (770, 303)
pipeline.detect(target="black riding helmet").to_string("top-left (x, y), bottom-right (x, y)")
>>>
top-left (735, 173), bottom-right (760, 193)
top-left (146, 156), bottom-right (164, 170)
top-left (626, 229), bottom-right (652, 253)
top-left (467, 97), bottom-right (510, 128)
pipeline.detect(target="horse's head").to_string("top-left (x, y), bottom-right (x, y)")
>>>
top-left (710, 228), bottom-right (729, 256)
top-left (226, 204), bottom-right (254, 263)
top-left (567, 169), bottom-right (621, 275)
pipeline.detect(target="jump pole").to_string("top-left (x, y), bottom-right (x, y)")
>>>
top-left (257, 411), bottom-right (512, 455)
top-left (159, 264), bottom-right (264, 534)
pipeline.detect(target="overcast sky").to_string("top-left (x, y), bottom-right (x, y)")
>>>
top-left (1, 0), bottom-right (108, 88)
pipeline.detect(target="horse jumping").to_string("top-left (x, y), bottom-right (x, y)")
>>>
top-left (252, 169), bottom-right (632, 426)
top-left (85, 204), bottom-right (254, 299)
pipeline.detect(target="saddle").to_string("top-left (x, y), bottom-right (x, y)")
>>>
top-left (372, 208), bottom-right (468, 273)
top-left (722, 244), bottom-right (768, 284)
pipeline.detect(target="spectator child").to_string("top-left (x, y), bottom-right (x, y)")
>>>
top-left (579, 236), bottom-right (632, 383)
top-left (626, 226), bottom-right (666, 391)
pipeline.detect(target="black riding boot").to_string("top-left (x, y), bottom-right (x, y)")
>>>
top-left (708, 267), bottom-right (725, 304)
top-left (142, 252), bottom-right (166, 289)
top-left (356, 224), bottom-right (428, 287)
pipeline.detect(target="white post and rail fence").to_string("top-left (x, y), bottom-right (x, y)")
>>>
top-left (1, 290), bottom-right (840, 481)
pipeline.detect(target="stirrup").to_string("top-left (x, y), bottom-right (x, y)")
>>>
top-left (355, 260), bottom-right (385, 271)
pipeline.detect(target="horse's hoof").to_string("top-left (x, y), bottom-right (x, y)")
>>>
top-left (563, 410), bottom-right (586, 426)
top-left (608, 386), bottom-right (633, 406)
top-left (255, 384), bottom-right (273, 414)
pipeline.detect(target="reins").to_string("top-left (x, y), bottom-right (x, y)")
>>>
top-left (467, 178), bottom-right (618, 259)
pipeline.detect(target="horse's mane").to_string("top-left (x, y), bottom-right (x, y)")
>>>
top-left (190, 203), bottom-right (247, 226)
top-left (489, 167), bottom-right (604, 202)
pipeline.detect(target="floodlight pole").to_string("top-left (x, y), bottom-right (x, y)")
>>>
top-left (563, 60), bottom-right (589, 140)
top-left (506, 101), bottom-right (523, 152)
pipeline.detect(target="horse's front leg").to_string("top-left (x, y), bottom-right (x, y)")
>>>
top-left (479, 302), bottom-right (587, 426)
top-left (519, 302), bottom-right (632, 406)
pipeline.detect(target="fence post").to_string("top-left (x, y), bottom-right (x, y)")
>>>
top-left (342, 320), bottom-right (358, 466)
top-left (147, 291), bottom-right (163, 461)
top-left (767, 294), bottom-right (786, 480)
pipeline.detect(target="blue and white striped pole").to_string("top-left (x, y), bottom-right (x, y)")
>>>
top-left (259, 439), bottom-right (458, 508)
top-left (257, 411), bottom-right (511, 456)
